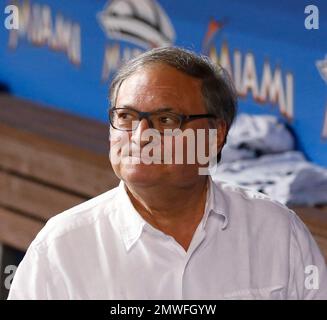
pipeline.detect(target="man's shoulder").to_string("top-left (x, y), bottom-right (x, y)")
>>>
top-left (214, 179), bottom-right (294, 223)
top-left (32, 185), bottom-right (120, 249)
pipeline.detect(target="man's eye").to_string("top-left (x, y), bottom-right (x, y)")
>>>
top-left (117, 112), bottom-right (134, 120)
top-left (159, 116), bottom-right (177, 125)
top-left (159, 117), bottom-right (171, 123)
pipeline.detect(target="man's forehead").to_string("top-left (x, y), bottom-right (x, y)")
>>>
top-left (119, 64), bottom-right (201, 91)
top-left (115, 89), bottom-right (183, 111)
top-left (115, 65), bottom-right (204, 111)
top-left (118, 84), bottom-right (182, 98)
top-left (117, 77), bottom-right (193, 105)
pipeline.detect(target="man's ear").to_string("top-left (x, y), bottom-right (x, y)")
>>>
top-left (214, 120), bottom-right (227, 153)
top-left (207, 119), bottom-right (227, 163)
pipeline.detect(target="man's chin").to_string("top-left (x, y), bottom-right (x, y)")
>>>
top-left (122, 155), bottom-right (163, 165)
top-left (120, 163), bottom-right (164, 185)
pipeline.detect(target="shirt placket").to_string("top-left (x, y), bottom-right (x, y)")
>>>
top-left (165, 227), bottom-right (207, 299)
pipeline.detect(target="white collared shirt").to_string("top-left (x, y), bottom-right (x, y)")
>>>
top-left (8, 177), bottom-right (327, 299)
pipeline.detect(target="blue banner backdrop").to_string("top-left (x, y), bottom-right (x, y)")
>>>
top-left (1, 0), bottom-right (326, 166)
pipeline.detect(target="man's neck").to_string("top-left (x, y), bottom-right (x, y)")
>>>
top-left (124, 177), bottom-right (209, 251)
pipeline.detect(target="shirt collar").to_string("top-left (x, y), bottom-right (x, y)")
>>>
top-left (114, 181), bottom-right (146, 251)
top-left (114, 176), bottom-right (229, 252)
top-left (203, 175), bottom-right (229, 230)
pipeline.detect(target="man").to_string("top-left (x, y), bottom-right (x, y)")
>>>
top-left (9, 47), bottom-right (327, 299)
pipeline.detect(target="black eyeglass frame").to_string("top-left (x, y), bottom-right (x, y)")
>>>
top-left (109, 107), bottom-right (217, 131)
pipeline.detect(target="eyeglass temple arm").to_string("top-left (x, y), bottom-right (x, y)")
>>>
top-left (184, 114), bottom-right (217, 120)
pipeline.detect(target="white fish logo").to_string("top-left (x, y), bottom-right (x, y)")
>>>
top-left (97, 0), bottom-right (175, 49)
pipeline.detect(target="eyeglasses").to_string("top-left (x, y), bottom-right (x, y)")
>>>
top-left (109, 107), bottom-right (216, 133)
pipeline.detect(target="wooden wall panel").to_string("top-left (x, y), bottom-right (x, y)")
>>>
top-left (0, 94), bottom-right (108, 154)
top-left (0, 170), bottom-right (85, 221)
top-left (0, 94), bottom-right (120, 251)
top-left (0, 207), bottom-right (44, 251)
top-left (293, 207), bottom-right (327, 262)
top-left (0, 124), bottom-right (119, 197)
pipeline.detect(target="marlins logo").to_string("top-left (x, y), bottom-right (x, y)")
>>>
top-left (97, 0), bottom-right (175, 49)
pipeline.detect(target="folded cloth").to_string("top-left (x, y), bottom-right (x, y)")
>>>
top-left (223, 113), bottom-right (295, 158)
top-left (213, 151), bottom-right (327, 206)
top-left (266, 163), bottom-right (327, 206)
top-left (220, 144), bottom-right (256, 163)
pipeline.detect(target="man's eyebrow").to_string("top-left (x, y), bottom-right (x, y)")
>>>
top-left (116, 105), bottom-right (136, 110)
top-left (155, 106), bottom-right (175, 112)
top-left (117, 105), bottom-right (177, 112)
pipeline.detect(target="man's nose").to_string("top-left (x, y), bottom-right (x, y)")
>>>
top-left (131, 117), bottom-right (152, 147)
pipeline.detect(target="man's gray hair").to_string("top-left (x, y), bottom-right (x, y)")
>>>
top-left (109, 47), bottom-right (238, 161)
